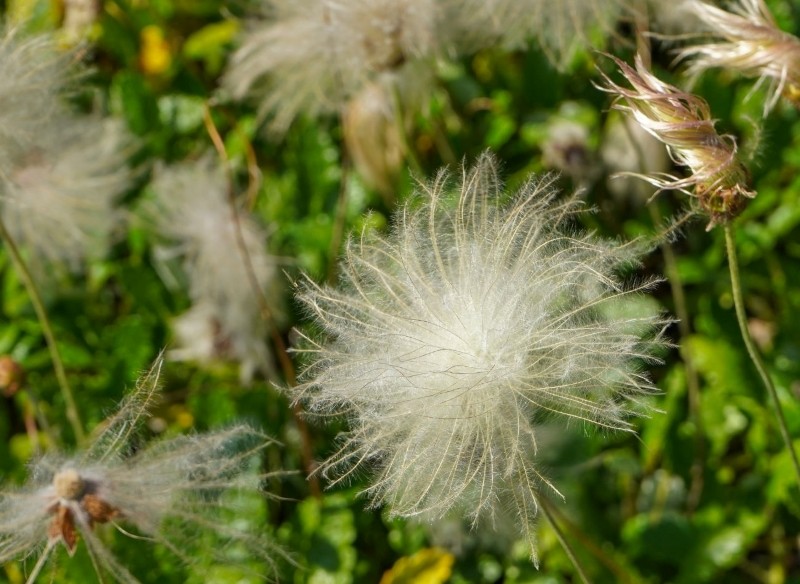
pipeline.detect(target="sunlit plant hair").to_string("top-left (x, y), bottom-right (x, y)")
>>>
top-left (598, 53), bottom-right (755, 229)
top-left (223, 0), bottom-right (438, 134)
top-left (0, 356), bottom-right (284, 582)
top-left (293, 153), bottom-right (668, 562)
top-left (149, 155), bottom-right (281, 383)
top-left (676, 0), bottom-right (800, 114)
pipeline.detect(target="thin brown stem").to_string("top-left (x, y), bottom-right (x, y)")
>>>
top-left (203, 106), bottom-right (321, 497)
top-left (327, 119), bottom-right (350, 285)
top-left (724, 223), bottom-right (800, 486)
top-left (0, 219), bottom-right (84, 443)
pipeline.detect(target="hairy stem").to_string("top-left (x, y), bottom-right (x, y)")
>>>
top-left (0, 219), bottom-right (84, 443)
top-left (724, 223), bottom-right (800, 485)
top-left (539, 495), bottom-right (592, 584)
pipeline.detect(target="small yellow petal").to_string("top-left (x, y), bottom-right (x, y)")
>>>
top-left (380, 548), bottom-right (455, 584)
top-left (140, 25), bottom-right (171, 76)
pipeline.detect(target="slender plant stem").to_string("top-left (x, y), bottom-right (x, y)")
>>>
top-left (543, 497), bottom-right (641, 584)
top-left (0, 219), bottom-right (84, 443)
top-left (539, 496), bottom-right (592, 584)
top-left (647, 205), bottom-right (705, 512)
top-left (390, 85), bottom-right (423, 176)
top-left (724, 224), bottom-right (800, 485)
top-left (327, 118), bottom-right (350, 285)
top-left (203, 106), bottom-right (321, 497)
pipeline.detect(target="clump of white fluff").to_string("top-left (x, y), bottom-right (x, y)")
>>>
top-left (293, 153), bottom-right (668, 561)
top-left (1, 117), bottom-right (134, 274)
top-left (149, 156), bottom-right (281, 382)
top-left (223, 0), bottom-right (438, 133)
top-left (0, 27), bottom-right (134, 276)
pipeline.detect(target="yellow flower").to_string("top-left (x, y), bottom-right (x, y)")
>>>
top-left (140, 25), bottom-right (171, 76)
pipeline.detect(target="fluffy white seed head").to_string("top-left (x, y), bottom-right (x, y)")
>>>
top-left (149, 156), bottom-right (281, 382)
top-left (0, 356), bottom-right (284, 581)
top-left (0, 28), bottom-right (132, 276)
top-left (293, 153), bottom-right (669, 561)
top-left (223, 0), bottom-right (438, 133)
top-left (1, 117), bottom-right (134, 275)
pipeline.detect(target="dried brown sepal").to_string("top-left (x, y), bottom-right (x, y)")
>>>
top-left (81, 493), bottom-right (120, 526)
top-left (48, 506), bottom-right (78, 555)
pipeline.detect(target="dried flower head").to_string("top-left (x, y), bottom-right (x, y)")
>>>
top-left (1, 117), bottom-right (134, 275)
top-left (598, 54), bottom-right (755, 229)
top-left (293, 153), bottom-right (668, 562)
top-left (0, 356), bottom-right (282, 582)
top-left (676, 0), bottom-right (800, 114)
top-left (149, 156), bottom-right (281, 382)
top-left (223, 0), bottom-right (438, 134)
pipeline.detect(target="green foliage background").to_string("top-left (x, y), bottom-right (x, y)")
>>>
top-left (1, 0), bottom-right (800, 582)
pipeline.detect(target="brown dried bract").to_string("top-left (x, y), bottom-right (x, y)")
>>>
top-left (48, 505), bottom-right (78, 555)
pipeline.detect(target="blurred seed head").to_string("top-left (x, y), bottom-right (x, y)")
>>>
top-left (440, 0), bottom-right (629, 68)
top-left (223, 0), bottom-right (438, 134)
top-left (677, 0), bottom-right (800, 114)
top-left (0, 27), bottom-right (77, 167)
top-left (599, 54), bottom-right (755, 229)
top-left (293, 153), bottom-right (668, 562)
top-left (0, 356), bottom-right (284, 580)
top-left (1, 117), bottom-right (135, 276)
top-left (541, 119), bottom-right (596, 182)
top-left (343, 82), bottom-right (406, 200)
top-left (148, 156), bottom-right (282, 383)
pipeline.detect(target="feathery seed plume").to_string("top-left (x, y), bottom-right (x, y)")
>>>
top-left (0, 27), bottom-right (77, 169)
top-left (223, 0), bottom-right (438, 134)
top-left (0, 27), bottom-right (134, 276)
top-left (293, 153), bottom-right (668, 562)
top-left (149, 156), bottom-right (281, 382)
top-left (677, 0), bottom-right (800, 114)
top-left (599, 54), bottom-right (755, 229)
top-left (0, 356), bottom-right (283, 582)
